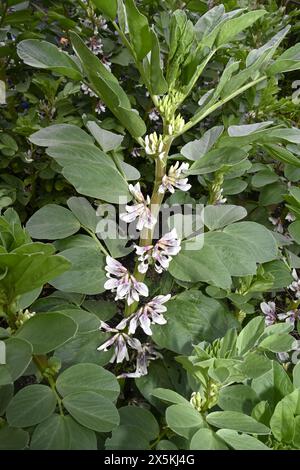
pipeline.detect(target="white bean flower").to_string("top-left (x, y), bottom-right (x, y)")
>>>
top-left (95, 100), bottom-right (106, 115)
top-left (97, 321), bottom-right (141, 364)
top-left (118, 343), bottom-right (162, 378)
top-left (119, 294), bottom-right (171, 336)
top-left (158, 162), bottom-right (191, 194)
top-left (120, 183), bottom-right (156, 231)
top-left (277, 309), bottom-right (300, 327)
top-left (148, 109), bottom-right (160, 122)
top-left (104, 256), bottom-right (149, 305)
top-left (288, 269), bottom-right (300, 299)
top-left (260, 301), bottom-right (277, 326)
top-left (135, 229), bottom-right (181, 274)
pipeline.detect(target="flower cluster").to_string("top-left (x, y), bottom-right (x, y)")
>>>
top-left (97, 321), bottom-right (141, 363)
top-left (104, 256), bottom-right (148, 305)
top-left (260, 300), bottom-right (300, 327)
top-left (135, 229), bottom-right (181, 274)
top-left (81, 83), bottom-right (96, 97)
top-left (288, 269), bottom-right (300, 299)
top-left (118, 343), bottom-right (162, 378)
top-left (158, 162), bottom-right (191, 194)
top-left (87, 36), bottom-right (103, 55)
top-left (119, 294), bottom-right (171, 336)
top-left (95, 100), bottom-right (106, 115)
top-left (167, 114), bottom-right (185, 135)
top-left (144, 132), bottom-right (166, 160)
top-left (149, 109), bottom-right (160, 122)
top-left (120, 183), bottom-right (156, 231)
top-left (97, 295), bottom-right (169, 377)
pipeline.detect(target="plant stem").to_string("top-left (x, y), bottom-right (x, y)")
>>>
top-left (33, 355), bottom-right (64, 416)
top-left (84, 227), bottom-right (110, 256)
top-left (125, 139), bottom-right (172, 316)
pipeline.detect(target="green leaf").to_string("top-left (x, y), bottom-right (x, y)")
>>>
top-left (188, 147), bottom-right (248, 175)
top-left (206, 411), bottom-right (270, 435)
top-left (204, 205), bottom-right (247, 230)
top-left (251, 169), bottom-right (279, 188)
top-left (0, 425), bottom-right (29, 450)
top-left (0, 366), bottom-right (12, 386)
top-left (151, 388), bottom-right (191, 406)
top-left (288, 221), bottom-right (300, 244)
top-left (263, 144), bottom-right (300, 168)
top-left (252, 361), bottom-right (293, 410)
top-left (216, 429), bottom-right (271, 450)
top-left (0, 251), bottom-right (71, 298)
top-left (228, 121), bottom-right (273, 137)
top-left (181, 126), bottom-right (224, 161)
top-left (119, 406), bottom-right (159, 441)
top-left (30, 414), bottom-right (70, 450)
top-left (50, 247), bottom-right (106, 295)
top-left (166, 404), bottom-right (205, 439)
top-left (216, 10), bottom-right (266, 46)
top-left (152, 291), bottom-right (238, 354)
top-left (16, 312), bottom-right (77, 354)
top-left (85, 121), bottom-right (124, 152)
top-left (62, 391), bottom-right (119, 432)
top-left (270, 399), bottom-right (295, 443)
top-left (218, 385), bottom-right (259, 415)
top-left (268, 44), bottom-right (300, 74)
top-left (135, 360), bottom-right (187, 413)
top-left (6, 384), bottom-right (57, 428)
top-left (30, 124), bottom-right (93, 147)
top-left (149, 30), bottom-right (168, 95)
top-left (67, 197), bottom-right (98, 233)
top-left (293, 361), bottom-right (300, 388)
top-left (236, 317), bottom-right (265, 355)
top-left (65, 416), bottom-right (97, 450)
top-left (0, 384), bottom-right (13, 415)
top-left (61, 309), bottom-right (100, 334)
top-left (30, 124), bottom-right (130, 204)
top-left (55, 330), bottom-right (112, 368)
top-left (156, 440), bottom-right (178, 450)
top-left (17, 40), bottom-right (82, 80)
top-left (169, 242), bottom-right (232, 289)
top-left (4, 337), bottom-right (32, 380)
top-left (204, 231), bottom-right (257, 277)
top-left (124, 0), bottom-right (152, 60)
top-left (56, 363), bottom-right (119, 401)
top-left (45, 147), bottom-right (130, 204)
top-left (91, 0), bottom-right (117, 19)
top-left (70, 32), bottom-right (146, 138)
top-left (259, 333), bottom-right (295, 353)
top-left (223, 222), bottom-right (278, 264)
top-left (62, 160), bottom-right (130, 204)
top-left (190, 428), bottom-right (228, 450)
top-left (106, 425), bottom-right (150, 450)
top-left (26, 204), bottom-right (81, 240)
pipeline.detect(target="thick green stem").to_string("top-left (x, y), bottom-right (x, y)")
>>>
top-left (33, 355), bottom-right (64, 416)
top-left (125, 140), bottom-right (172, 316)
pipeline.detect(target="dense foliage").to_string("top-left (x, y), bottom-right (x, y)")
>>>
top-left (1, 0), bottom-right (300, 450)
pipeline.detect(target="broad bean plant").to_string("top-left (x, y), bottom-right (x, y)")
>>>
top-left (1, 0), bottom-right (300, 450)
